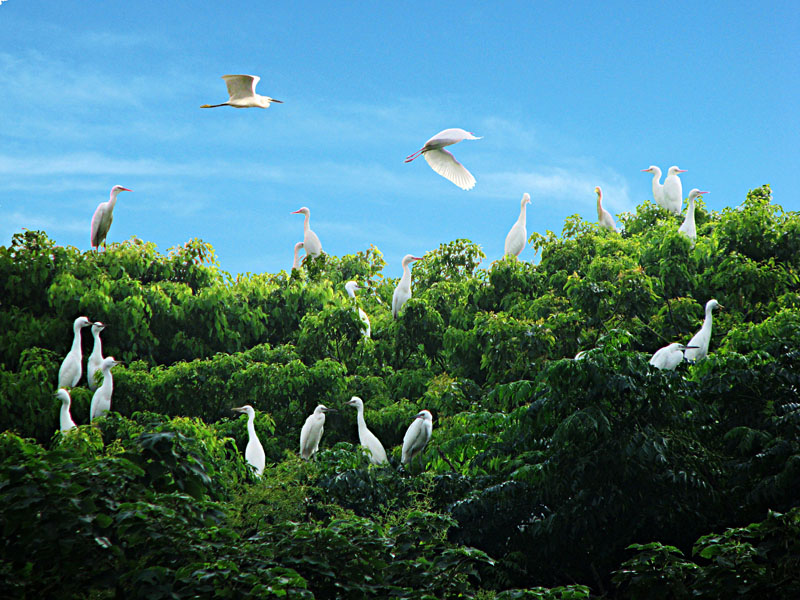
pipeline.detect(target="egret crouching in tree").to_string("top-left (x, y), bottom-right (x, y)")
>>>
top-left (662, 166), bottom-right (686, 214)
top-left (678, 189), bottom-right (708, 248)
top-left (87, 322), bottom-right (108, 391)
top-left (346, 396), bottom-right (388, 465)
top-left (401, 410), bottom-right (433, 467)
top-left (91, 185), bottom-right (132, 251)
top-left (595, 187), bottom-right (618, 232)
top-left (300, 405), bottom-right (335, 460)
top-left (649, 342), bottom-right (692, 370)
top-left (641, 166), bottom-right (665, 209)
top-left (504, 193), bottom-right (531, 257)
top-left (345, 280), bottom-right (371, 338)
top-left (684, 299), bottom-right (722, 362)
top-left (232, 405), bottom-right (266, 477)
top-left (56, 389), bottom-right (77, 432)
top-left (58, 316), bottom-right (93, 389)
top-left (292, 241), bottom-right (304, 270)
top-left (89, 357), bottom-right (122, 421)
top-left (392, 254), bottom-right (422, 318)
top-left (291, 207), bottom-right (323, 259)
top-left (405, 128), bottom-right (481, 190)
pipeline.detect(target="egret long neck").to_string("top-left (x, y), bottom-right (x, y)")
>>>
top-left (596, 194), bottom-right (603, 217)
top-left (91, 329), bottom-right (103, 356)
top-left (356, 406), bottom-right (368, 435)
top-left (71, 323), bottom-right (83, 354)
top-left (686, 198), bottom-right (696, 226)
top-left (60, 399), bottom-right (73, 430)
top-left (100, 366), bottom-right (114, 395)
top-left (247, 413), bottom-right (257, 441)
top-left (109, 189), bottom-right (122, 210)
top-left (303, 213), bottom-right (310, 232)
top-left (518, 201), bottom-right (527, 226)
top-left (399, 263), bottom-right (412, 291)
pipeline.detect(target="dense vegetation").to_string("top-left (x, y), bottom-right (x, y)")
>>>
top-left (1, 185), bottom-right (799, 598)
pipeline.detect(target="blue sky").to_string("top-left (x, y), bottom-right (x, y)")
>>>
top-left (1, 2), bottom-right (797, 278)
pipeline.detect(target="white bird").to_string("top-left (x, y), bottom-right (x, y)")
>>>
top-left (91, 185), bottom-right (132, 251)
top-left (300, 404), bottom-right (335, 460)
top-left (56, 389), bottom-right (77, 432)
top-left (678, 189), bottom-right (708, 248)
top-left (684, 299), bottom-right (722, 362)
top-left (405, 128), bottom-right (482, 190)
top-left (291, 207), bottom-right (323, 259)
top-left (662, 166), bottom-right (687, 214)
top-left (401, 409), bottom-right (433, 466)
top-left (232, 405), bottom-right (266, 477)
top-left (201, 74), bottom-right (283, 109)
top-left (504, 193), bottom-right (531, 257)
top-left (87, 322), bottom-right (108, 392)
top-left (641, 166), bottom-right (665, 209)
top-left (345, 281), bottom-right (371, 337)
top-left (392, 254), bottom-right (422, 318)
top-left (292, 241), bottom-right (304, 270)
top-left (58, 316), bottom-right (93, 388)
top-left (89, 357), bottom-right (122, 421)
top-left (346, 396), bottom-right (387, 465)
top-left (649, 342), bottom-right (692, 370)
top-left (595, 187), bottom-right (618, 232)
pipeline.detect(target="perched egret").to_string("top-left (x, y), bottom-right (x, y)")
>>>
top-left (291, 207), bottom-right (323, 259)
top-left (91, 185), bottom-right (132, 250)
top-left (662, 166), bottom-right (687, 214)
top-left (405, 128), bottom-right (481, 190)
top-left (58, 316), bottom-right (93, 388)
top-left (595, 187), bottom-right (618, 232)
top-left (649, 342), bottom-right (692, 370)
top-left (201, 74), bottom-right (283, 109)
top-left (346, 396), bottom-right (387, 465)
top-left (401, 410), bottom-right (433, 466)
top-left (641, 166), bottom-right (665, 210)
top-left (292, 241), bottom-right (304, 270)
top-left (392, 254), bottom-right (422, 318)
top-left (504, 193), bottom-right (531, 257)
top-left (678, 189), bottom-right (708, 248)
top-left (89, 357), bottom-right (122, 421)
top-left (300, 404), bottom-right (335, 460)
top-left (56, 389), bottom-right (77, 432)
top-left (684, 299), bottom-right (722, 362)
top-left (232, 405), bottom-right (266, 477)
top-left (87, 322), bottom-right (108, 391)
top-left (345, 281), bottom-right (371, 338)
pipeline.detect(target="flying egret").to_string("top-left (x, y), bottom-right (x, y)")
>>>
top-left (504, 193), bottom-right (531, 257)
top-left (401, 409), bottom-right (433, 466)
top-left (346, 396), bottom-right (388, 465)
top-left (641, 166), bottom-right (665, 209)
top-left (201, 74), bottom-right (283, 109)
top-left (291, 207), bottom-right (323, 259)
top-left (300, 404), bottom-right (335, 460)
top-left (684, 299), bottom-right (722, 362)
top-left (292, 241), bottom-right (304, 270)
top-left (405, 128), bottom-right (481, 190)
top-left (678, 189), bottom-right (708, 248)
top-left (91, 185), bottom-right (132, 251)
top-left (345, 281), bottom-right (371, 338)
top-left (89, 357), bottom-right (122, 421)
top-left (58, 316), bottom-right (93, 388)
top-left (392, 254), bottom-right (422, 318)
top-left (662, 166), bottom-right (687, 214)
top-left (595, 187), bottom-right (618, 232)
top-left (87, 322), bottom-right (108, 391)
top-left (232, 405), bottom-right (266, 477)
top-left (56, 389), bottom-right (77, 432)
top-left (649, 342), bottom-right (694, 370)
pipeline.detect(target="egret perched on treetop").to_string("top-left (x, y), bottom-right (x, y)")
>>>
top-left (232, 405), bottom-right (266, 477)
top-left (684, 299), bottom-right (722, 362)
top-left (91, 185), bottom-right (132, 251)
top-left (595, 187), bottom-right (618, 232)
top-left (663, 166), bottom-right (687, 214)
top-left (405, 128), bottom-right (481, 190)
top-left (89, 357), bottom-right (122, 421)
top-left (58, 316), bottom-right (93, 389)
top-left (649, 342), bottom-right (694, 370)
top-left (300, 405), bottom-right (335, 460)
top-left (346, 396), bottom-right (388, 465)
top-left (392, 254), bottom-right (422, 318)
top-left (401, 410), bottom-right (433, 466)
top-left (291, 207), bottom-right (323, 259)
top-left (201, 74), bottom-right (283, 109)
top-left (504, 193), bottom-right (531, 257)
top-left (56, 389), bottom-right (77, 432)
top-left (679, 189), bottom-right (708, 248)
top-left (345, 281), bottom-right (371, 338)
top-left (641, 166), bottom-right (665, 209)
top-left (87, 322), bottom-right (108, 391)
top-left (292, 242), bottom-right (304, 270)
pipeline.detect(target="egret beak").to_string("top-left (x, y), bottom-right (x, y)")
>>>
top-left (640, 168), bottom-right (650, 172)
top-left (121, 188), bottom-right (132, 192)
top-left (682, 345), bottom-right (700, 349)
top-left (232, 406), bottom-right (245, 413)
top-left (271, 99), bottom-right (284, 103)
top-left (291, 209), bottom-right (302, 214)
top-left (411, 256), bottom-right (422, 261)
top-left (677, 169), bottom-right (687, 173)
top-left (322, 408), bottom-right (337, 413)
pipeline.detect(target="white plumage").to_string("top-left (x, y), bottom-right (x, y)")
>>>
top-left (292, 241), bottom-right (304, 270)
top-left (345, 281), bottom-right (371, 337)
top-left (662, 166), bottom-right (687, 214)
top-left (392, 254), bottom-right (422, 318)
top-left (291, 207), bottom-right (323, 258)
top-left (346, 396), bottom-right (387, 465)
top-left (679, 189), bottom-right (708, 248)
top-left (401, 409), bottom-right (433, 465)
top-left (504, 193), bottom-right (531, 257)
top-left (56, 389), bottom-right (77, 432)
top-left (595, 187), bottom-right (618, 232)
top-left (91, 185), bottom-right (131, 250)
top-left (58, 316), bottom-right (93, 388)
top-left (684, 299), bottom-right (722, 362)
top-left (87, 322), bottom-right (108, 392)
top-left (89, 357), bottom-right (122, 421)
top-left (649, 342), bottom-right (690, 370)
top-left (405, 128), bottom-right (481, 190)
top-left (300, 404), bottom-right (333, 460)
top-left (232, 405), bottom-right (266, 477)
top-left (641, 166), bottom-right (665, 210)
top-left (201, 74), bottom-right (283, 109)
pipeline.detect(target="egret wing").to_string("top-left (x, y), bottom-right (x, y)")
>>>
top-left (91, 205), bottom-right (112, 247)
top-left (423, 148), bottom-right (476, 190)
top-left (222, 74), bottom-right (259, 101)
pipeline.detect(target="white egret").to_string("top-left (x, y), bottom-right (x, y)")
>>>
top-left (401, 409), bottom-right (433, 466)
top-left (291, 207), bottom-right (323, 259)
top-left (56, 389), bottom-right (77, 432)
top-left (595, 187), bottom-right (618, 232)
top-left (201, 74), bottom-right (283, 109)
top-left (346, 396), bottom-right (388, 465)
top-left (649, 342), bottom-right (692, 370)
top-left (504, 193), bottom-right (531, 257)
top-left (405, 128), bottom-right (481, 190)
top-left (684, 299), bottom-right (722, 362)
top-left (292, 241), bottom-right (304, 270)
top-left (678, 189), bottom-right (708, 248)
top-left (392, 254), bottom-right (422, 318)
top-left (87, 322), bottom-right (108, 391)
top-left (641, 166), bottom-right (665, 209)
top-left (58, 316), bottom-right (93, 388)
top-left (232, 405), bottom-right (266, 477)
top-left (345, 281), bottom-right (371, 337)
top-left (662, 166), bottom-right (687, 214)
top-left (91, 185), bottom-right (132, 251)
top-left (300, 404), bottom-right (335, 460)
top-left (89, 357), bottom-right (122, 421)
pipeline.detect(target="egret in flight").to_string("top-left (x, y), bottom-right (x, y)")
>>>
top-left (392, 254), bottom-right (422, 318)
top-left (346, 396), bottom-right (388, 465)
top-left (300, 405), bottom-right (335, 460)
top-left (678, 189), bottom-right (708, 248)
top-left (291, 207), bottom-right (323, 259)
top-left (201, 74), bottom-right (283, 109)
top-left (91, 185), bottom-right (132, 251)
top-left (401, 409), bottom-right (433, 466)
top-left (345, 281), bottom-right (371, 337)
top-left (595, 187), bottom-right (618, 232)
top-left (87, 322), bottom-right (108, 391)
top-left (504, 193), bottom-right (531, 257)
top-left (292, 242), bottom-right (304, 270)
top-left (663, 166), bottom-right (687, 214)
top-left (89, 357), bottom-right (122, 421)
top-left (684, 299), bottom-right (722, 362)
top-left (58, 316), bottom-right (93, 388)
top-left (56, 389), bottom-right (77, 432)
top-left (641, 166), bottom-right (665, 209)
top-left (232, 405), bottom-right (266, 477)
top-left (405, 128), bottom-right (481, 190)
top-left (649, 342), bottom-right (694, 370)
